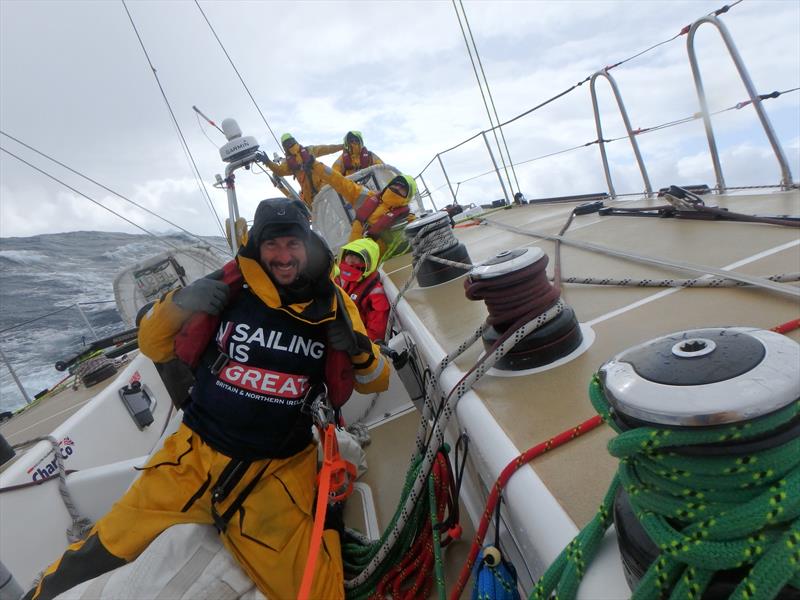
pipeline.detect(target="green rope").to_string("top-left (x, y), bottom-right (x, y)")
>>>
top-left (531, 375), bottom-right (800, 600)
top-left (430, 466), bottom-right (447, 600)
top-left (343, 453), bottom-right (431, 599)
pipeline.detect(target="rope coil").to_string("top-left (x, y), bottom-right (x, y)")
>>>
top-left (345, 278), bottom-right (567, 593)
top-left (465, 254), bottom-right (560, 328)
top-left (74, 354), bottom-right (116, 387)
top-left (409, 218), bottom-right (460, 263)
top-left (533, 377), bottom-right (800, 600)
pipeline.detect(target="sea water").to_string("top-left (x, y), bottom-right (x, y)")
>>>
top-left (0, 231), bottom-right (226, 413)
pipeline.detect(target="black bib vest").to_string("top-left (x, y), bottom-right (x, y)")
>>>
top-left (182, 288), bottom-right (327, 460)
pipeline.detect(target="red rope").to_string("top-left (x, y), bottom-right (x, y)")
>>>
top-left (771, 318), bottom-right (800, 334)
top-left (443, 318), bottom-right (797, 599)
top-left (449, 414), bottom-right (604, 600)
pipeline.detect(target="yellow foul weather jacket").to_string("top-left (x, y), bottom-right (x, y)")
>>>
top-left (264, 143), bottom-right (343, 208)
top-left (310, 161), bottom-right (416, 260)
top-left (139, 256), bottom-right (388, 395)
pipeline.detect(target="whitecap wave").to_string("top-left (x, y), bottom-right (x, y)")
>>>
top-left (0, 250), bottom-right (49, 265)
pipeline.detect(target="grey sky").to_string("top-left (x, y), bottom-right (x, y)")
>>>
top-left (1, 0), bottom-right (798, 239)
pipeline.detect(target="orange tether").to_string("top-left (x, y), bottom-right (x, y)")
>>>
top-left (297, 423), bottom-right (356, 600)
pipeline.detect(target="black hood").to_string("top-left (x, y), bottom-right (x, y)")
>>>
top-left (239, 199), bottom-right (334, 305)
top-left (245, 198), bottom-right (311, 249)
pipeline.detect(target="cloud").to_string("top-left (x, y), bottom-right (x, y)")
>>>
top-left (1, 0), bottom-right (797, 236)
top-left (675, 141), bottom-right (800, 188)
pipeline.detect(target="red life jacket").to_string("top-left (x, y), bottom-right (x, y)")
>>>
top-left (285, 147), bottom-right (313, 171)
top-left (174, 260), bottom-right (355, 408)
top-left (342, 146), bottom-right (373, 172)
top-left (336, 272), bottom-right (388, 342)
top-left (354, 194), bottom-right (411, 237)
top-left (369, 205), bottom-right (410, 236)
top-left (339, 272), bottom-right (381, 311)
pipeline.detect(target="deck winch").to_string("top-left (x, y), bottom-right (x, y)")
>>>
top-left (404, 211), bottom-right (472, 287)
top-left (599, 327), bottom-right (800, 598)
top-left (467, 247), bottom-right (583, 370)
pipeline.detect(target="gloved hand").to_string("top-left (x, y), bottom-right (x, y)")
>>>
top-left (172, 271), bottom-right (229, 315)
top-left (326, 320), bottom-right (360, 355)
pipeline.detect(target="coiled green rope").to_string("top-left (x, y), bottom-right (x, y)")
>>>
top-left (343, 454), bottom-right (429, 599)
top-left (344, 448), bottom-right (451, 600)
top-left (532, 375), bottom-right (800, 600)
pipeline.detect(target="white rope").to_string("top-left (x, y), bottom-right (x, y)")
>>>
top-left (346, 422), bottom-right (372, 448)
top-left (410, 222), bottom-right (459, 261)
top-left (75, 355), bottom-right (114, 387)
top-left (344, 300), bottom-right (565, 588)
top-left (386, 219), bottom-right (466, 330)
top-left (479, 218), bottom-right (800, 299)
top-left (560, 272), bottom-right (800, 288)
top-left (12, 436), bottom-right (94, 543)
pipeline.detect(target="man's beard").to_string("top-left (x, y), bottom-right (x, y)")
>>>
top-left (265, 262), bottom-right (313, 303)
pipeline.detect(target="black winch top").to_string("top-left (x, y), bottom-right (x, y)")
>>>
top-left (599, 327), bottom-right (800, 426)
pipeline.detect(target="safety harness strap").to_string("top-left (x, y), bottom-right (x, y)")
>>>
top-left (297, 448), bottom-right (333, 600)
top-left (210, 460), bottom-right (268, 534)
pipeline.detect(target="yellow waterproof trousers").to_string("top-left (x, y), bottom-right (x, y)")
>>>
top-left (28, 423), bottom-right (344, 600)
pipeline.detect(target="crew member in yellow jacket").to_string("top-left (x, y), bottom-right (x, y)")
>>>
top-left (25, 198), bottom-right (389, 600)
top-left (332, 130), bottom-right (383, 176)
top-left (262, 133), bottom-right (342, 208)
top-left (301, 149), bottom-right (417, 262)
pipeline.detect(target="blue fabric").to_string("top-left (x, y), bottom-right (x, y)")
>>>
top-left (471, 547), bottom-right (521, 600)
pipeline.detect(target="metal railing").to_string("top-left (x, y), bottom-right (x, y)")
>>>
top-left (414, 7), bottom-right (797, 210)
top-left (0, 301), bottom-right (113, 407)
top-left (687, 14), bottom-right (794, 192)
top-left (589, 69), bottom-right (653, 199)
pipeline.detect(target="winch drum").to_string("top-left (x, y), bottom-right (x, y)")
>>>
top-left (599, 327), bottom-right (800, 598)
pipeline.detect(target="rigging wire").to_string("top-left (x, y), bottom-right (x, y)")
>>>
top-left (418, 0), bottom-right (747, 180)
top-left (120, 0), bottom-right (225, 238)
top-left (0, 130), bottom-right (230, 255)
top-left (436, 87), bottom-right (800, 193)
top-left (451, 0), bottom-right (516, 198)
top-left (195, 112), bottom-right (222, 149)
top-left (0, 301), bottom-right (125, 337)
top-left (458, 0), bottom-right (521, 195)
top-left (193, 0), bottom-right (281, 151)
top-left (1, 146), bottom-right (188, 254)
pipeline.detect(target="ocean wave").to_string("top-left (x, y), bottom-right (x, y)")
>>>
top-left (0, 231), bottom-right (227, 412)
top-left (0, 249), bottom-right (50, 266)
